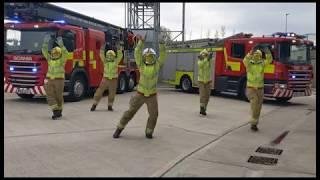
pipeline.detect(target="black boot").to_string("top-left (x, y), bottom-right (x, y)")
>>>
top-left (146, 133), bottom-right (153, 139)
top-left (108, 105), bottom-right (113, 111)
top-left (57, 110), bottom-right (62, 117)
top-left (251, 124), bottom-right (258, 132)
top-left (52, 110), bottom-right (61, 120)
top-left (113, 128), bottom-right (123, 138)
top-left (200, 107), bottom-right (207, 116)
top-left (90, 104), bottom-right (97, 111)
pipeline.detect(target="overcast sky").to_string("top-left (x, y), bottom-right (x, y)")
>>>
top-left (46, 3), bottom-right (315, 43)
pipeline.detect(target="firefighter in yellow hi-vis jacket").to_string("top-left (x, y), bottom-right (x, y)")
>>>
top-left (197, 49), bottom-right (213, 116)
top-left (42, 35), bottom-right (69, 120)
top-left (113, 35), bottom-right (167, 139)
top-left (90, 44), bottom-right (123, 111)
top-left (243, 45), bottom-right (273, 131)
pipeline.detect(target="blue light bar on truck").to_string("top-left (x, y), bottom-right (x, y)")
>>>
top-left (272, 32), bottom-right (296, 37)
top-left (53, 20), bottom-right (65, 24)
top-left (6, 19), bottom-right (20, 23)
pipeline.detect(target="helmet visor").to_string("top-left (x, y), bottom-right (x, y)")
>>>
top-left (145, 54), bottom-right (155, 64)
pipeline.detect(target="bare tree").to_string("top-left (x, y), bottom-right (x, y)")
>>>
top-left (206, 29), bottom-right (211, 38)
top-left (160, 26), bottom-right (173, 43)
top-left (220, 26), bottom-right (226, 38)
top-left (214, 30), bottom-right (219, 39)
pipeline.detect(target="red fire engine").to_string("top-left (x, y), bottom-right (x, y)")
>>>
top-left (162, 32), bottom-right (314, 102)
top-left (4, 3), bottom-right (140, 101)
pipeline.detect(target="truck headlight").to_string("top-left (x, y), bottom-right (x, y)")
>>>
top-left (9, 66), bottom-right (14, 71)
top-left (32, 68), bottom-right (37, 72)
top-left (279, 84), bottom-right (287, 89)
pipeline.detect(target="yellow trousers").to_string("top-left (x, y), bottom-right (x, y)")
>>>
top-left (199, 81), bottom-right (212, 109)
top-left (93, 78), bottom-right (118, 106)
top-left (117, 93), bottom-right (158, 135)
top-left (44, 79), bottom-right (64, 111)
top-left (246, 87), bottom-right (264, 125)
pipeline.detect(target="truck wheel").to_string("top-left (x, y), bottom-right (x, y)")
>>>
top-left (127, 73), bottom-right (136, 92)
top-left (276, 97), bottom-right (292, 103)
top-left (181, 76), bottom-right (193, 93)
top-left (17, 94), bottom-right (35, 99)
top-left (117, 73), bottom-right (127, 94)
top-left (67, 75), bottom-right (87, 102)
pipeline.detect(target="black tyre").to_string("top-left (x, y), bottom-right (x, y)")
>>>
top-left (275, 97), bottom-right (292, 103)
top-left (117, 73), bottom-right (127, 94)
top-left (17, 94), bottom-right (35, 99)
top-left (180, 76), bottom-right (193, 93)
top-left (67, 75), bottom-right (87, 102)
top-left (127, 73), bottom-right (136, 92)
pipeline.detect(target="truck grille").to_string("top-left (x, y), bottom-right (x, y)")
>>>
top-left (287, 70), bottom-right (312, 92)
top-left (7, 61), bottom-right (42, 88)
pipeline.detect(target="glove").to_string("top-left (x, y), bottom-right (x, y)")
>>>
top-left (56, 36), bottom-right (64, 47)
top-left (208, 52), bottom-right (213, 59)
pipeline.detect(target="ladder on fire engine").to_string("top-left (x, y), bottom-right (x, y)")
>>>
top-left (4, 2), bottom-right (125, 48)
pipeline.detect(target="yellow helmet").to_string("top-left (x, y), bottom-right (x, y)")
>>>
top-left (106, 50), bottom-right (116, 61)
top-left (51, 47), bottom-right (62, 59)
top-left (143, 48), bottom-right (156, 65)
top-left (200, 49), bottom-right (209, 56)
top-left (253, 49), bottom-right (262, 60)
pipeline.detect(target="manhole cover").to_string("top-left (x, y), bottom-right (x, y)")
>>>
top-left (247, 156), bottom-right (278, 165)
top-left (256, 146), bottom-right (283, 155)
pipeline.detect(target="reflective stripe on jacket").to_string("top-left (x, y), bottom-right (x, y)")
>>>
top-left (42, 42), bottom-right (69, 79)
top-left (135, 40), bottom-right (167, 97)
top-left (243, 52), bottom-right (273, 88)
top-left (100, 49), bottom-right (123, 79)
top-left (197, 56), bottom-right (213, 83)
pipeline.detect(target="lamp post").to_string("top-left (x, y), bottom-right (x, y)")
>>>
top-left (285, 13), bottom-right (289, 33)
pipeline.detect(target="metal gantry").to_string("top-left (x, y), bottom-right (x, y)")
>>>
top-left (126, 3), bottom-right (160, 52)
top-left (126, 3), bottom-right (186, 50)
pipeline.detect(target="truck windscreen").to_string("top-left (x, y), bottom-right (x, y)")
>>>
top-left (279, 42), bottom-right (311, 65)
top-left (5, 28), bottom-right (57, 55)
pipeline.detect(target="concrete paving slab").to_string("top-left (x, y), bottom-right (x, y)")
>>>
top-left (4, 88), bottom-right (316, 177)
top-left (4, 125), bottom-right (216, 177)
top-left (162, 96), bottom-right (316, 177)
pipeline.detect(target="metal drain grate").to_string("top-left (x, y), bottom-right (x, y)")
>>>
top-left (256, 146), bottom-right (283, 155)
top-left (247, 156), bottom-right (278, 165)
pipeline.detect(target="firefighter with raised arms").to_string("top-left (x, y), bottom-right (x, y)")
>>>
top-left (243, 45), bottom-right (273, 131)
top-left (113, 34), bottom-right (167, 139)
top-left (197, 49), bottom-right (214, 116)
top-left (90, 44), bottom-right (123, 112)
top-left (42, 34), bottom-right (69, 120)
